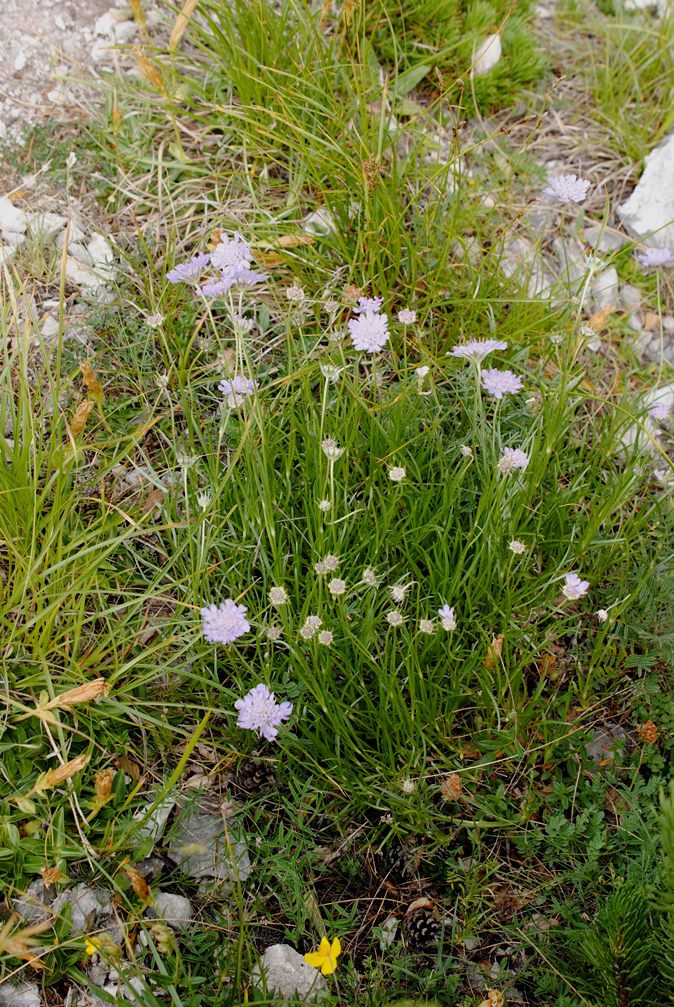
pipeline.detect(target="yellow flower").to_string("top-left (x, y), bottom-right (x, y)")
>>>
top-left (303, 936), bottom-right (341, 976)
top-left (84, 938), bottom-right (101, 956)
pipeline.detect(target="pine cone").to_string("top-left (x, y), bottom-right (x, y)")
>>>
top-left (375, 840), bottom-right (419, 885)
top-left (404, 897), bottom-right (441, 949)
top-left (233, 759), bottom-right (276, 795)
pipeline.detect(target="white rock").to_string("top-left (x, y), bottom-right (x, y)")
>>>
top-left (52, 883), bottom-right (110, 933)
top-left (583, 223), bottom-right (627, 253)
top-left (68, 242), bottom-right (94, 267)
top-left (500, 237), bottom-right (553, 297)
top-left (91, 39), bottom-right (114, 63)
top-left (41, 315), bottom-right (61, 341)
top-left (472, 34), bottom-right (502, 76)
top-left (65, 257), bottom-right (106, 290)
top-left (55, 14), bottom-right (66, 29)
top-left (14, 52), bottom-right (28, 72)
top-left (28, 211), bottom-right (68, 239)
top-left (87, 232), bottom-right (115, 275)
top-left (0, 982), bottom-right (40, 1007)
top-left (618, 132), bottom-right (674, 249)
top-left (94, 12), bottom-right (116, 36)
top-left (13, 879), bottom-right (51, 925)
top-left (133, 795), bottom-right (175, 841)
top-left (167, 801), bottom-right (250, 882)
top-left (114, 20), bottom-right (138, 43)
top-left (591, 267), bottom-right (620, 311)
top-left (148, 892), bottom-right (193, 930)
top-left (0, 196), bottom-right (28, 237)
top-left (303, 208), bottom-right (337, 237)
top-left (252, 944), bottom-right (328, 1002)
top-left (0, 246), bottom-right (16, 265)
top-left (3, 231), bottom-right (26, 250)
top-left (620, 283), bottom-right (642, 312)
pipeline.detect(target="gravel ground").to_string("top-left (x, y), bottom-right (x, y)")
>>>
top-left (0, 0), bottom-right (127, 142)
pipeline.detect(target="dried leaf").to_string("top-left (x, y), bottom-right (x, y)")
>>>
top-left (80, 361), bottom-right (104, 406)
top-left (485, 634), bottom-right (504, 669)
top-left (320, 0), bottom-right (332, 30)
top-left (537, 653), bottom-right (558, 679)
top-left (0, 915), bottom-right (52, 968)
top-left (45, 678), bottom-right (108, 711)
top-left (115, 753), bottom-right (141, 781)
top-left (40, 865), bottom-right (68, 889)
top-left (479, 991), bottom-right (505, 1007)
top-left (133, 46), bottom-right (167, 96)
top-left (587, 305), bottom-right (612, 332)
top-left (95, 768), bottom-right (115, 803)
top-left (169, 0), bottom-right (199, 50)
top-left (140, 487), bottom-right (166, 514)
top-left (67, 399), bottom-right (93, 437)
top-left (122, 861), bottom-right (152, 903)
top-left (28, 753), bottom-right (90, 796)
top-left (440, 773), bottom-right (463, 800)
top-left (273, 234), bottom-right (315, 249)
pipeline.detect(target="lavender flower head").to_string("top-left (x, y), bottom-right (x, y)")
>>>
top-left (201, 232), bottom-right (268, 297)
top-left (167, 252), bottom-right (211, 285)
top-left (498, 448), bottom-right (529, 474)
top-left (201, 600), bottom-right (250, 644)
top-left (451, 338), bottom-right (508, 362)
top-left (234, 683), bottom-right (293, 741)
top-left (543, 174), bottom-right (591, 204)
top-left (481, 368), bottom-right (523, 399)
top-left (219, 375), bottom-right (257, 408)
top-left (561, 572), bottom-right (589, 601)
top-left (637, 247), bottom-right (673, 268)
top-left (648, 400), bottom-right (671, 423)
top-left (348, 310), bottom-right (390, 353)
top-left (355, 296), bottom-right (384, 314)
top-left (438, 604), bottom-right (456, 631)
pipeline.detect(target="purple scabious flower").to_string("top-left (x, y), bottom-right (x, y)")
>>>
top-left (348, 310), bottom-right (390, 352)
top-left (450, 338), bottom-right (508, 362)
top-left (355, 296), bottom-right (384, 314)
top-left (167, 252), bottom-right (212, 284)
top-left (481, 368), bottom-right (523, 399)
top-left (218, 374), bottom-right (257, 407)
top-left (543, 174), bottom-right (591, 204)
top-left (648, 400), bottom-right (671, 422)
top-left (210, 232), bottom-right (253, 272)
top-left (201, 600), bottom-right (250, 644)
top-left (201, 233), bottom-right (269, 296)
top-left (498, 447), bottom-right (529, 473)
top-left (637, 247), bottom-right (673, 268)
top-left (438, 604), bottom-right (456, 630)
top-left (398, 308), bottom-right (417, 324)
top-left (234, 683), bottom-right (293, 741)
top-left (561, 572), bottom-right (589, 600)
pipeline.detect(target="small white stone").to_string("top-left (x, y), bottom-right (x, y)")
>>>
top-left (54, 14), bottom-right (66, 29)
top-left (618, 131), bottom-right (674, 249)
top-left (113, 20), bottom-right (137, 43)
top-left (0, 982), bottom-right (40, 1007)
top-left (620, 283), bottom-right (642, 312)
top-left (28, 211), bottom-right (68, 239)
top-left (87, 232), bottom-right (115, 274)
top-left (14, 52), bottom-right (27, 72)
top-left (148, 892), bottom-right (193, 931)
top-left (65, 257), bottom-right (106, 290)
top-left (67, 242), bottom-right (94, 267)
top-left (41, 315), bottom-right (61, 341)
top-left (591, 267), bottom-right (620, 311)
top-left (252, 944), bottom-right (328, 1002)
top-left (0, 196), bottom-right (28, 237)
top-left (94, 12), bottom-right (116, 36)
top-left (472, 33), bottom-right (502, 76)
top-left (304, 208), bottom-right (337, 237)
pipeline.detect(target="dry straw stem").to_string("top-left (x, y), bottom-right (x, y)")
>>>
top-left (169, 0), bottom-right (199, 51)
top-left (45, 678), bottom-right (109, 710)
